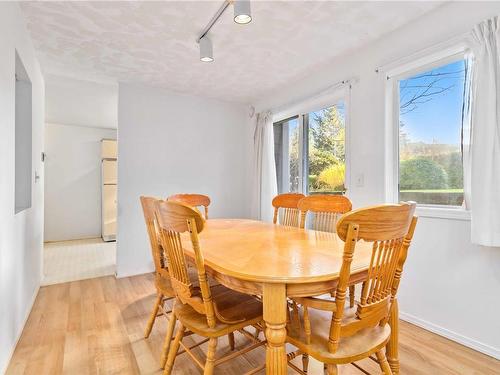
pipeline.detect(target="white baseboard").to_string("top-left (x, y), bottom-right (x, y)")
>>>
top-left (1, 284), bottom-right (40, 374)
top-left (399, 311), bottom-right (500, 360)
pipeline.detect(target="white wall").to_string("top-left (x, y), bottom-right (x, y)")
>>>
top-left (44, 75), bottom-right (118, 241)
top-left (0, 3), bottom-right (45, 373)
top-left (255, 2), bottom-right (500, 359)
top-left (116, 83), bottom-right (252, 277)
top-left (44, 123), bottom-right (117, 241)
top-left (45, 75), bottom-right (118, 129)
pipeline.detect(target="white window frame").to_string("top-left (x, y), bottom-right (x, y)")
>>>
top-left (280, 117), bottom-right (291, 194)
top-left (276, 115), bottom-right (300, 193)
top-left (273, 87), bottom-right (351, 195)
top-left (385, 44), bottom-right (471, 220)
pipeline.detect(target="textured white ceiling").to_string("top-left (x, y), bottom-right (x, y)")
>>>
top-left (20, 1), bottom-right (443, 104)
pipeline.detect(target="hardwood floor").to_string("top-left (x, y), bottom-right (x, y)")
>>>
top-left (6, 274), bottom-right (500, 374)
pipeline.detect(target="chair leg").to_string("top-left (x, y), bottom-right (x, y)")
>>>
top-left (254, 327), bottom-right (260, 339)
top-left (292, 301), bottom-right (300, 328)
top-left (302, 353), bottom-right (309, 372)
top-left (160, 313), bottom-right (177, 368)
top-left (204, 337), bottom-right (218, 375)
top-left (349, 285), bottom-right (355, 308)
top-left (326, 364), bottom-right (338, 374)
top-left (376, 350), bottom-right (393, 375)
top-left (144, 294), bottom-right (163, 338)
top-left (163, 323), bottom-right (185, 375)
top-left (228, 332), bottom-right (235, 351)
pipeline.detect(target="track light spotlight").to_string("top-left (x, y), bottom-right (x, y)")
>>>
top-left (199, 35), bottom-right (213, 62)
top-left (197, 0), bottom-right (252, 62)
top-left (234, 0), bottom-right (252, 24)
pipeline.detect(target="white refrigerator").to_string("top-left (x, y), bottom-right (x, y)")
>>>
top-left (101, 139), bottom-right (117, 242)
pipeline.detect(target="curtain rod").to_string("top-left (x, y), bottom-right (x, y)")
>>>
top-left (375, 31), bottom-right (471, 75)
top-left (272, 76), bottom-right (358, 115)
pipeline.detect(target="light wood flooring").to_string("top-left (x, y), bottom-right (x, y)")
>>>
top-left (6, 273), bottom-right (500, 374)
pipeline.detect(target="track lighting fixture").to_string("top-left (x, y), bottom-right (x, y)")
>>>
top-left (233, 0), bottom-right (252, 24)
top-left (199, 35), bottom-right (214, 62)
top-left (197, 0), bottom-right (252, 62)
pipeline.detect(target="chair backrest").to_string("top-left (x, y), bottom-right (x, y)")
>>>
top-left (154, 200), bottom-right (218, 328)
top-left (327, 202), bottom-right (417, 352)
top-left (297, 195), bottom-right (352, 232)
top-left (140, 196), bottom-right (168, 277)
top-left (272, 193), bottom-right (305, 226)
top-left (167, 193), bottom-right (211, 219)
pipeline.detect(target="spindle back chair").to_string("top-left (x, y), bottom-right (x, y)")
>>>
top-left (155, 200), bottom-right (209, 318)
top-left (155, 200), bottom-right (265, 375)
top-left (140, 196), bottom-right (176, 366)
top-left (297, 194), bottom-right (356, 308)
top-left (297, 194), bottom-right (352, 232)
top-left (272, 193), bottom-right (305, 227)
top-left (333, 203), bottom-right (416, 346)
top-left (141, 196), bottom-right (169, 278)
top-left (287, 202), bottom-right (417, 374)
top-left (167, 193), bottom-right (211, 219)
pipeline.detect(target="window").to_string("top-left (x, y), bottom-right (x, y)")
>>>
top-left (15, 51), bottom-right (32, 214)
top-left (274, 102), bottom-right (346, 195)
top-left (393, 57), bottom-right (467, 207)
top-left (273, 116), bottom-right (300, 193)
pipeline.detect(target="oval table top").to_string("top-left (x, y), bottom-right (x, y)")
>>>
top-left (182, 218), bottom-right (373, 284)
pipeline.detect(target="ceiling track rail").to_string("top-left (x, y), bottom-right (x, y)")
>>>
top-left (196, 0), bottom-right (232, 43)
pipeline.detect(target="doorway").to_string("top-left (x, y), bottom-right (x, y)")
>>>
top-left (42, 77), bottom-right (118, 285)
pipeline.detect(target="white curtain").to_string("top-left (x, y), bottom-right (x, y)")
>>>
top-left (464, 17), bottom-right (500, 246)
top-left (252, 111), bottom-right (278, 221)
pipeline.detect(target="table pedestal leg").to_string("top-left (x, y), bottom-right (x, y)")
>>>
top-left (263, 283), bottom-right (287, 375)
top-left (387, 298), bottom-right (400, 374)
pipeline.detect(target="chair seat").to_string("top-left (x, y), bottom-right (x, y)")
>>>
top-left (173, 285), bottom-right (263, 338)
top-left (287, 306), bottom-right (391, 364)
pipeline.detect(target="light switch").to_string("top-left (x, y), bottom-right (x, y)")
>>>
top-left (355, 173), bottom-right (364, 187)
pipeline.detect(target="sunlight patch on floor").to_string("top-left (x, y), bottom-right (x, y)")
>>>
top-left (43, 238), bottom-right (116, 285)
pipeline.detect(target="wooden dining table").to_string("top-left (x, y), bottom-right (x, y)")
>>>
top-left (182, 218), bottom-right (402, 374)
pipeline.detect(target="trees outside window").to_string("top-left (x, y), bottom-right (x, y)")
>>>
top-left (397, 59), bottom-right (466, 206)
top-left (308, 104), bottom-right (345, 193)
top-left (273, 103), bottom-right (346, 195)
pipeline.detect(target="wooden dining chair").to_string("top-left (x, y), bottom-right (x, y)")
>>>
top-left (272, 193), bottom-right (306, 227)
top-left (287, 202), bottom-right (418, 374)
top-left (297, 194), bottom-right (352, 232)
top-left (154, 200), bottom-right (266, 375)
top-left (167, 193), bottom-right (211, 219)
top-left (140, 196), bottom-right (186, 367)
top-left (297, 194), bottom-right (357, 308)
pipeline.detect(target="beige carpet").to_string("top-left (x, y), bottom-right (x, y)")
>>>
top-left (43, 238), bottom-right (116, 286)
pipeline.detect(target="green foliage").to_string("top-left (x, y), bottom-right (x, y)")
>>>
top-left (433, 152), bottom-right (463, 189)
top-left (316, 164), bottom-right (345, 191)
top-left (284, 105), bottom-right (347, 193)
top-left (308, 148), bottom-right (337, 176)
top-left (289, 128), bottom-right (300, 191)
top-left (309, 106), bottom-right (345, 178)
top-left (400, 158), bottom-right (448, 190)
top-left (309, 174), bottom-right (318, 189)
top-left (310, 106), bottom-right (345, 154)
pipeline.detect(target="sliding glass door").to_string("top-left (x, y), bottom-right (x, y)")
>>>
top-left (274, 102), bottom-right (346, 195)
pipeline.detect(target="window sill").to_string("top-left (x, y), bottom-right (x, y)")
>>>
top-left (415, 206), bottom-right (470, 221)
